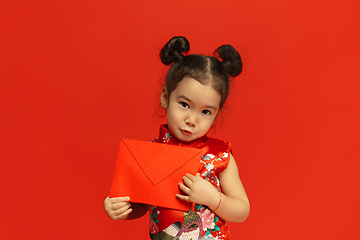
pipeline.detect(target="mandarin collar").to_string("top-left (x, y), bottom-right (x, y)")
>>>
top-left (158, 124), bottom-right (207, 148)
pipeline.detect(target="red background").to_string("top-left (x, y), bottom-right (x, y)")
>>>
top-left (1, 0), bottom-right (359, 239)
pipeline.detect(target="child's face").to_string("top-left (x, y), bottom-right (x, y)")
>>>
top-left (161, 77), bottom-right (221, 142)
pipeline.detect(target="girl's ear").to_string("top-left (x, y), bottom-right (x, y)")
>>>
top-left (160, 87), bottom-right (168, 108)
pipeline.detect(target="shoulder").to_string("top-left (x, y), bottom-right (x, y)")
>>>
top-left (200, 137), bottom-right (232, 172)
top-left (204, 137), bottom-right (231, 153)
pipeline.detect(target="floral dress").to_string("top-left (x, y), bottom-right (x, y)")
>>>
top-left (149, 125), bottom-right (232, 240)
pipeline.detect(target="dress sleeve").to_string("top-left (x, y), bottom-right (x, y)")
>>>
top-left (199, 137), bottom-right (232, 175)
top-left (216, 139), bottom-right (231, 173)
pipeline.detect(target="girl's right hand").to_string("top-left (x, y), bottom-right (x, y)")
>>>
top-left (104, 196), bottom-right (132, 220)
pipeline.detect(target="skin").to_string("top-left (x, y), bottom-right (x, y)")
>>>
top-left (104, 76), bottom-right (250, 223)
top-left (161, 76), bottom-right (221, 142)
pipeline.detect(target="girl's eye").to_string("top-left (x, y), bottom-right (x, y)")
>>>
top-left (202, 110), bottom-right (212, 115)
top-left (180, 102), bottom-right (189, 108)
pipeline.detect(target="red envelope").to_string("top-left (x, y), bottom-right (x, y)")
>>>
top-left (109, 138), bottom-right (203, 211)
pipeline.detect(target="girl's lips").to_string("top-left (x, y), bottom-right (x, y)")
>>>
top-left (180, 129), bottom-right (192, 136)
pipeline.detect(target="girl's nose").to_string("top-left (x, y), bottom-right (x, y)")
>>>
top-left (185, 117), bottom-right (196, 127)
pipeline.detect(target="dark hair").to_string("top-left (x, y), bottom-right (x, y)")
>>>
top-left (160, 36), bottom-right (242, 109)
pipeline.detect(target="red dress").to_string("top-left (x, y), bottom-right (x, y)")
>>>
top-left (149, 125), bottom-right (232, 240)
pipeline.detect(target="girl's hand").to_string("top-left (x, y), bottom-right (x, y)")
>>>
top-left (176, 173), bottom-right (220, 209)
top-left (104, 196), bottom-right (132, 220)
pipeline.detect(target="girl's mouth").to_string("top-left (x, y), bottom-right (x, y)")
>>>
top-left (180, 129), bottom-right (192, 136)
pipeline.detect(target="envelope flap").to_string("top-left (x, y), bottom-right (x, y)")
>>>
top-left (122, 138), bottom-right (202, 186)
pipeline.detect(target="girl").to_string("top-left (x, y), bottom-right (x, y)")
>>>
top-left (104, 36), bottom-right (250, 240)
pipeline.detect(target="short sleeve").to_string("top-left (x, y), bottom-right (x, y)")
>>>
top-left (198, 137), bottom-right (231, 187)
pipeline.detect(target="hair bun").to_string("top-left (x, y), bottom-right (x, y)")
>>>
top-left (160, 36), bottom-right (190, 66)
top-left (215, 45), bottom-right (242, 77)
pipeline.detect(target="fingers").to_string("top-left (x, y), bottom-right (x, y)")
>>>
top-left (178, 181), bottom-right (190, 194)
top-left (176, 194), bottom-right (191, 202)
top-left (182, 173), bottom-right (202, 185)
top-left (177, 180), bottom-right (193, 203)
top-left (177, 173), bottom-right (204, 203)
top-left (112, 201), bottom-right (130, 211)
top-left (106, 202), bottom-right (132, 220)
top-left (184, 173), bottom-right (198, 181)
top-left (112, 202), bottom-right (132, 220)
top-left (117, 207), bottom-right (132, 219)
top-left (110, 196), bottom-right (130, 203)
top-left (179, 173), bottom-right (202, 196)
top-left (105, 196), bottom-right (130, 209)
top-left (104, 196), bottom-right (132, 220)
top-left (112, 201), bottom-right (131, 212)
top-left (182, 175), bottom-right (193, 187)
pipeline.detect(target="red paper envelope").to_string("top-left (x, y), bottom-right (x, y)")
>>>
top-left (109, 138), bottom-right (203, 211)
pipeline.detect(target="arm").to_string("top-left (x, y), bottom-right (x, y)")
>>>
top-left (104, 196), bottom-right (149, 220)
top-left (215, 153), bottom-right (250, 222)
top-left (177, 153), bottom-right (250, 223)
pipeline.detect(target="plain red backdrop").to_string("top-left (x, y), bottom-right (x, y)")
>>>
top-left (1, 0), bottom-right (359, 239)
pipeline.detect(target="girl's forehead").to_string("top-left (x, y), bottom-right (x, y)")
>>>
top-left (173, 77), bottom-right (221, 107)
top-left (176, 76), bottom-right (215, 91)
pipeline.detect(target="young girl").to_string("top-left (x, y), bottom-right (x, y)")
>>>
top-left (104, 36), bottom-right (250, 240)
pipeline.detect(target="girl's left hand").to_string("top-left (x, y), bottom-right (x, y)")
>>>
top-left (176, 173), bottom-right (219, 208)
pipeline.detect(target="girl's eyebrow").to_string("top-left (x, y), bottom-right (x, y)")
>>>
top-left (178, 95), bottom-right (192, 103)
top-left (205, 105), bottom-right (218, 112)
top-left (178, 95), bottom-right (218, 111)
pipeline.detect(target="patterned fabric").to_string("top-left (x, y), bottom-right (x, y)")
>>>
top-left (149, 125), bottom-right (231, 240)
